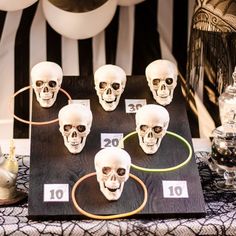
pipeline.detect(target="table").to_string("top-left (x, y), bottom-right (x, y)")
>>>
top-left (1, 139), bottom-right (236, 235)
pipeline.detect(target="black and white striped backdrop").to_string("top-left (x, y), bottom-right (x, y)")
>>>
top-left (0, 0), bottom-right (195, 139)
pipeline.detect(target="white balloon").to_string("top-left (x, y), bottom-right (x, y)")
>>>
top-left (0, 0), bottom-right (38, 11)
top-left (118, 0), bottom-right (145, 6)
top-left (42, 0), bottom-right (118, 40)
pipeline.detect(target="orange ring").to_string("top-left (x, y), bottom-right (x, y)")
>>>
top-left (71, 172), bottom-right (148, 220)
top-left (10, 85), bottom-right (72, 125)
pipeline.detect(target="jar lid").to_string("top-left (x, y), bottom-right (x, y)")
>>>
top-left (224, 67), bottom-right (236, 94)
top-left (212, 122), bottom-right (236, 139)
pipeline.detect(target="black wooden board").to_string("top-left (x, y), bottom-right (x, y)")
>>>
top-left (28, 76), bottom-right (206, 219)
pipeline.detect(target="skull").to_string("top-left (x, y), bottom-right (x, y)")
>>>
top-left (135, 104), bottom-right (170, 154)
top-left (58, 104), bottom-right (93, 154)
top-left (145, 59), bottom-right (178, 106)
top-left (94, 64), bottom-right (126, 111)
top-left (94, 147), bottom-right (131, 201)
top-left (31, 61), bottom-right (63, 108)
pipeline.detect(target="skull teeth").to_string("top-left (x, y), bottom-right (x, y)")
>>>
top-left (142, 137), bottom-right (159, 145)
top-left (155, 90), bottom-right (170, 98)
top-left (39, 92), bottom-right (54, 100)
top-left (107, 187), bottom-right (118, 192)
top-left (70, 142), bottom-right (79, 146)
top-left (66, 137), bottom-right (84, 145)
top-left (104, 183), bottom-right (121, 192)
top-left (102, 96), bottom-right (117, 104)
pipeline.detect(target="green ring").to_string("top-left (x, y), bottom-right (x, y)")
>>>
top-left (120, 130), bottom-right (193, 173)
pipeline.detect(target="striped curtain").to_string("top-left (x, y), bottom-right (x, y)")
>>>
top-left (0, 0), bottom-right (195, 138)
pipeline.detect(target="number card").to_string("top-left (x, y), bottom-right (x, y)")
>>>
top-left (125, 99), bottom-right (147, 113)
top-left (44, 184), bottom-right (69, 202)
top-left (162, 180), bottom-right (189, 198)
top-left (100, 133), bottom-right (124, 148)
top-left (69, 99), bottom-right (90, 109)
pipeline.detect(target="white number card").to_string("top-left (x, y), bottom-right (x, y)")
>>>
top-left (44, 184), bottom-right (69, 202)
top-left (101, 133), bottom-right (124, 148)
top-left (162, 180), bottom-right (189, 198)
top-left (125, 99), bottom-right (146, 113)
top-left (69, 99), bottom-right (90, 109)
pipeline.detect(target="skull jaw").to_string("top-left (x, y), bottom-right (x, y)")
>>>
top-left (138, 136), bottom-right (162, 154)
top-left (151, 89), bottom-right (174, 106)
top-left (35, 91), bottom-right (57, 108)
top-left (63, 136), bottom-right (86, 154)
top-left (99, 181), bottom-right (124, 201)
top-left (98, 95), bottom-right (120, 111)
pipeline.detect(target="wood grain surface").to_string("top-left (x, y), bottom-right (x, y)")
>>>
top-left (28, 76), bottom-right (206, 219)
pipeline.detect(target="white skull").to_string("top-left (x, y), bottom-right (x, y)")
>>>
top-left (135, 104), bottom-right (170, 154)
top-left (94, 147), bottom-right (131, 201)
top-left (31, 61), bottom-right (63, 108)
top-left (145, 59), bottom-right (178, 106)
top-left (58, 104), bottom-right (93, 154)
top-left (94, 64), bottom-right (126, 111)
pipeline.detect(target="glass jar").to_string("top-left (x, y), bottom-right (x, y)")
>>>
top-left (211, 122), bottom-right (236, 190)
top-left (219, 67), bottom-right (236, 124)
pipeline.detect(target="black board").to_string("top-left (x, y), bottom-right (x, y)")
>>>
top-left (28, 76), bottom-right (206, 219)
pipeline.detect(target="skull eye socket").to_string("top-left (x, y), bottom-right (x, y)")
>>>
top-left (112, 83), bottom-right (120, 90)
top-left (99, 82), bottom-right (107, 89)
top-left (64, 124), bottom-right (72, 132)
top-left (165, 78), bottom-right (173, 85)
top-left (102, 167), bottom-right (111, 175)
top-left (117, 168), bottom-right (126, 176)
top-left (140, 125), bottom-right (148, 132)
top-left (77, 125), bottom-right (86, 132)
top-left (153, 126), bottom-right (163, 133)
top-left (35, 80), bottom-right (44, 87)
top-left (48, 80), bottom-right (57, 88)
top-left (152, 79), bottom-right (160, 86)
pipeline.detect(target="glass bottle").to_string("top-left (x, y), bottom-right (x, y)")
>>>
top-left (219, 67), bottom-right (236, 124)
top-left (211, 122), bottom-right (236, 190)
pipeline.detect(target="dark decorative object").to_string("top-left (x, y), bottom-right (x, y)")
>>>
top-left (187, 0), bottom-right (236, 131)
